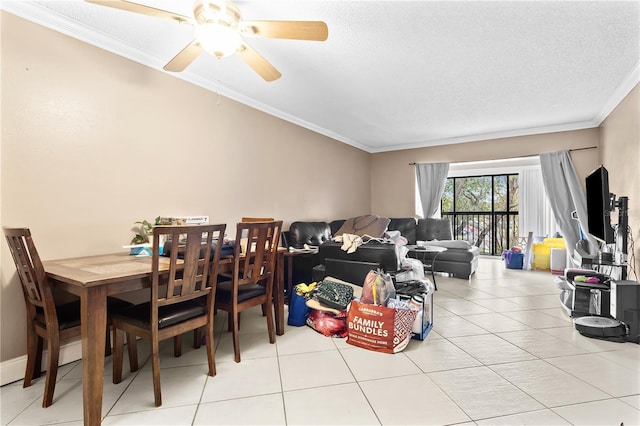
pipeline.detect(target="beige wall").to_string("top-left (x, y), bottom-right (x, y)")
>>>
top-left (371, 85), bottom-right (639, 277)
top-left (0, 12), bottom-right (370, 363)
top-left (371, 129), bottom-right (601, 217)
top-left (600, 84), bottom-right (640, 277)
top-left (1, 10), bottom-right (638, 370)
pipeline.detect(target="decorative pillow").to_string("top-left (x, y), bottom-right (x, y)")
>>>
top-left (335, 215), bottom-right (391, 238)
top-left (424, 240), bottom-right (473, 250)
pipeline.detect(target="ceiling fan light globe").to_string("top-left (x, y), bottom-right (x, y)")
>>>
top-left (196, 23), bottom-right (242, 58)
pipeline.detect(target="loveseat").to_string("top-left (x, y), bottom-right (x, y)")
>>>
top-left (282, 216), bottom-right (479, 287)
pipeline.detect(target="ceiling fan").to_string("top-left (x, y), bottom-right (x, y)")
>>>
top-left (85, 0), bottom-right (329, 81)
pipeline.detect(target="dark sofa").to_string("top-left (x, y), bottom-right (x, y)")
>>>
top-left (282, 217), bottom-right (479, 287)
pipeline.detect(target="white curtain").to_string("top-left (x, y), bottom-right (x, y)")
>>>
top-left (415, 162), bottom-right (450, 218)
top-left (539, 151), bottom-right (598, 259)
top-left (519, 168), bottom-right (558, 238)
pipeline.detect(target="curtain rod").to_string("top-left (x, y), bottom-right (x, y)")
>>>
top-left (569, 146), bottom-right (598, 152)
top-left (408, 146), bottom-right (598, 165)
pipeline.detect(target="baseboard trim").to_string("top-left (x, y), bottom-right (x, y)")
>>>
top-left (0, 340), bottom-right (83, 386)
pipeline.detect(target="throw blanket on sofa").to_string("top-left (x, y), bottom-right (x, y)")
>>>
top-left (334, 233), bottom-right (364, 254)
top-left (335, 215), bottom-right (391, 238)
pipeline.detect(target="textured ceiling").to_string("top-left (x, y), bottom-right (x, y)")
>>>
top-left (2, 1), bottom-right (639, 153)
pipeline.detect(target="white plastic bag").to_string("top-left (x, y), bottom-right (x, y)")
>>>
top-left (395, 257), bottom-right (425, 282)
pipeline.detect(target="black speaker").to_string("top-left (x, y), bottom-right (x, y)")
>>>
top-left (610, 280), bottom-right (640, 344)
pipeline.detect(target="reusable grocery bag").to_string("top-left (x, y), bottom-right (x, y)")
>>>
top-left (288, 283), bottom-right (315, 326)
top-left (346, 300), bottom-right (416, 353)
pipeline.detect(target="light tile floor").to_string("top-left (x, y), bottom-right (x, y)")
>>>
top-left (2, 258), bottom-right (640, 425)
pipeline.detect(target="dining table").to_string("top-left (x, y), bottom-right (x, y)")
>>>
top-left (43, 250), bottom-right (285, 426)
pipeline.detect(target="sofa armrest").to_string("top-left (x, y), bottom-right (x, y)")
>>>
top-left (324, 259), bottom-right (378, 286)
top-left (319, 240), bottom-right (399, 272)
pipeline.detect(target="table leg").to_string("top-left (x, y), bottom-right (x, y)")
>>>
top-left (431, 266), bottom-right (438, 291)
top-left (413, 250), bottom-right (438, 291)
top-left (287, 255), bottom-right (294, 304)
top-left (430, 252), bottom-right (442, 291)
top-left (80, 286), bottom-right (107, 426)
top-left (275, 251), bottom-right (285, 335)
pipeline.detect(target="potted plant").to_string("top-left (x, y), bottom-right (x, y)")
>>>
top-left (130, 216), bottom-right (161, 244)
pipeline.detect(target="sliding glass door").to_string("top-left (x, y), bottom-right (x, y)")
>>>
top-left (441, 174), bottom-right (519, 255)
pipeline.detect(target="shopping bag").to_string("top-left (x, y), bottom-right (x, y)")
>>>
top-left (306, 309), bottom-right (348, 338)
top-left (315, 279), bottom-right (354, 310)
top-left (346, 300), bottom-right (416, 353)
top-left (288, 291), bottom-right (310, 326)
top-left (360, 270), bottom-right (395, 306)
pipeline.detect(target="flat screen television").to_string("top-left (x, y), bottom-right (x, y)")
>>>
top-left (585, 165), bottom-right (614, 244)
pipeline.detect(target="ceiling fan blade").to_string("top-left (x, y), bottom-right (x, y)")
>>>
top-left (236, 43), bottom-right (282, 82)
top-left (84, 0), bottom-right (192, 24)
top-left (242, 20), bottom-right (328, 41)
top-left (163, 40), bottom-right (203, 72)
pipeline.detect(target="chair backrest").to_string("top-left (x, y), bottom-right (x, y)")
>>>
top-left (233, 221), bottom-right (282, 288)
top-left (151, 224), bottom-right (226, 312)
top-left (241, 217), bottom-right (274, 223)
top-left (4, 227), bottom-right (57, 325)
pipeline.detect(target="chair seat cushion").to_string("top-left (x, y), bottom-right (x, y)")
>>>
top-left (112, 300), bottom-right (206, 330)
top-left (36, 300), bottom-right (82, 330)
top-left (216, 281), bottom-right (266, 304)
top-left (35, 297), bottom-right (135, 330)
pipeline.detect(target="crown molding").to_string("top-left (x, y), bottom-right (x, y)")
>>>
top-left (369, 120), bottom-right (600, 153)
top-left (592, 60), bottom-right (640, 126)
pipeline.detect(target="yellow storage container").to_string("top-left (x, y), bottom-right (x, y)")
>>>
top-left (543, 238), bottom-right (566, 249)
top-left (532, 238), bottom-right (566, 270)
top-left (533, 244), bottom-right (550, 270)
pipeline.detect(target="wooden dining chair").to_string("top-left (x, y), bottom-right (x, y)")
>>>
top-left (3, 227), bottom-right (137, 407)
top-left (3, 227), bottom-right (82, 408)
top-left (111, 223), bottom-right (226, 407)
top-left (215, 221), bottom-right (282, 363)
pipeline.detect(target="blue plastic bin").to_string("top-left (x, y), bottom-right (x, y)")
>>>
top-left (503, 250), bottom-right (524, 269)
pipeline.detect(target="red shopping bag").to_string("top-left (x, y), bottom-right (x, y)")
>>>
top-left (346, 300), bottom-right (416, 353)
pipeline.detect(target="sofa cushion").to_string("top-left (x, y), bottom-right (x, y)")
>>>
top-left (387, 218), bottom-right (418, 244)
top-left (417, 218), bottom-right (453, 241)
top-left (423, 240), bottom-right (473, 250)
top-left (329, 220), bottom-right (345, 236)
top-left (335, 215), bottom-right (391, 238)
top-left (288, 221), bottom-right (331, 249)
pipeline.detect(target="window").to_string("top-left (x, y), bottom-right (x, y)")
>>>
top-left (441, 174), bottom-right (519, 255)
